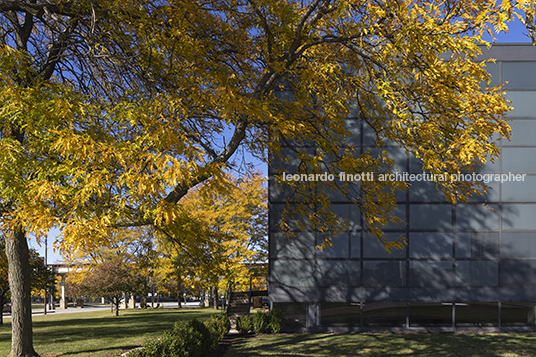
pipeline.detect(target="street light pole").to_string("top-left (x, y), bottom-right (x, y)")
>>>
top-left (44, 235), bottom-right (47, 315)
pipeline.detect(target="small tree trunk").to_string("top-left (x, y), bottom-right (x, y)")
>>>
top-left (213, 286), bottom-right (218, 310)
top-left (113, 297), bottom-right (120, 316)
top-left (6, 228), bottom-right (39, 357)
top-left (0, 296), bottom-right (5, 326)
top-left (177, 278), bottom-right (182, 308)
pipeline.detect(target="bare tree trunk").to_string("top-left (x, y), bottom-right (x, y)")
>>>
top-left (6, 228), bottom-right (38, 357)
top-left (113, 297), bottom-right (120, 316)
top-left (177, 277), bottom-right (182, 308)
top-left (0, 296), bottom-right (5, 326)
top-left (213, 286), bottom-right (218, 310)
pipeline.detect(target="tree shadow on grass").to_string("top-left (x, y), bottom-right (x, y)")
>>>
top-left (58, 344), bottom-right (140, 356)
top-left (227, 332), bottom-right (536, 357)
top-left (24, 309), bottom-right (215, 355)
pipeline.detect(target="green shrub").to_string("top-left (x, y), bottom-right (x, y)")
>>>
top-left (252, 311), bottom-right (271, 333)
top-left (236, 315), bottom-right (252, 334)
top-left (268, 308), bottom-right (286, 333)
top-left (142, 318), bottom-right (211, 357)
top-left (124, 348), bottom-right (147, 357)
top-left (204, 313), bottom-right (231, 347)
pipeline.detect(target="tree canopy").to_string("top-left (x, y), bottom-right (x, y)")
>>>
top-left (1, 0), bottom-right (536, 355)
top-left (1, 0), bottom-right (534, 245)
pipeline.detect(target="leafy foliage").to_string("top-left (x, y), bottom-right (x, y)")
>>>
top-left (268, 309), bottom-right (286, 334)
top-left (205, 314), bottom-right (231, 347)
top-left (139, 318), bottom-right (220, 357)
top-left (1, 0), bottom-right (535, 252)
top-left (249, 310), bottom-right (286, 334)
top-left (252, 311), bottom-right (271, 334)
top-left (78, 259), bottom-right (142, 316)
top-left (236, 314), bottom-right (253, 334)
top-left (1, 0), bottom-right (536, 354)
top-left (155, 172), bottom-right (267, 294)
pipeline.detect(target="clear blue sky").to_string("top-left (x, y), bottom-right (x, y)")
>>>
top-left (31, 17), bottom-right (534, 264)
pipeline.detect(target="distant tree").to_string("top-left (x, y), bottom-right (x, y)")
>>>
top-left (68, 227), bottom-right (161, 309)
top-left (79, 260), bottom-right (141, 316)
top-left (28, 249), bottom-right (57, 300)
top-left (155, 172), bottom-right (267, 308)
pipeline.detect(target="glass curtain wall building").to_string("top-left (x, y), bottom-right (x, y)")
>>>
top-left (268, 44), bottom-right (536, 329)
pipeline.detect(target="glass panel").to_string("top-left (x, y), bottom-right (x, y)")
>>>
top-left (349, 205), bottom-right (362, 231)
top-left (455, 261), bottom-right (499, 286)
top-left (505, 91), bottom-right (536, 117)
top-left (320, 302), bottom-right (361, 327)
top-left (483, 62), bottom-right (500, 88)
top-left (350, 233), bottom-right (361, 258)
top-left (383, 205), bottom-right (406, 230)
top-left (504, 119), bottom-right (536, 146)
top-left (409, 180), bottom-right (448, 202)
top-left (409, 155), bottom-right (423, 174)
top-left (500, 260), bottom-right (536, 286)
top-left (369, 147), bottom-right (408, 173)
top-left (348, 261), bottom-right (361, 286)
top-left (331, 204), bottom-right (361, 231)
top-left (270, 203), bottom-right (313, 231)
top-left (344, 119), bottom-right (361, 146)
top-left (455, 204), bottom-right (499, 230)
top-left (271, 259), bottom-right (314, 287)
top-left (502, 204), bottom-right (536, 230)
top-left (502, 62), bottom-right (536, 89)
top-left (271, 232), bottom-right (315, 259)
top-left (362, 302), bottom-right (406, 327)
top-left (269, 176), bottom-right (296, 202)
top-left (501, 302), bottom-right (536, 326)
top-left (269, 147), bottom-right (315, 174)
top-left (409, 261), bottom-right (453, 287)
top-left (455, 302), bottom-right (498, 327)
top-left (317, 233), bottom-right (349, 258)
top-left (409, 302), bottom-right (452, 327)
top-left (477, 157), bottom-right (501, 174)
top-left (409, 232), bottom-right (452, 258)
top-left (503, 148), bottom-right (536, 173)
top-left (362, 124), bottom-right (399, 147)
top-left (502, 232), bottom-right (536, 258)
top-left (410, 204), bottom-right (452, 230)
top-left (455, 233), bottom-right (499, 259)
top-left (363, 261), bottom-right (406, 287)
top-left (321, 179), bottom-right (353, 203)
top-left (502, 176), bottom-right (536, 202)
top-left (273, 302), bottom-right (308, 328)
top-left (467, 180), bottom-right (500, 202)
top-left (363, 233), bottom-right (406, 258)
top-left (315, 260), bottom-right (348, 287)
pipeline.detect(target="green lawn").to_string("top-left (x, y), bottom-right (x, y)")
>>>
top-left (225, 332), bottom-right (536, 357)
top-left (0, 308), bottom-right (217, 357)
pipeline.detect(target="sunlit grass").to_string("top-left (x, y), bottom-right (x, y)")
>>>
top-left (0, 308), bottom-right (217, 357)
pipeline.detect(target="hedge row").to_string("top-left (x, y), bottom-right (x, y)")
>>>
top-left (236, 309), bottom-right (285, 334)
top-left (126, 314), bottom-right (230, 357)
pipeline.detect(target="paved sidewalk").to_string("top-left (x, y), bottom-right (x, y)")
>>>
top-left (4, 301), bottom-right (202, 318)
